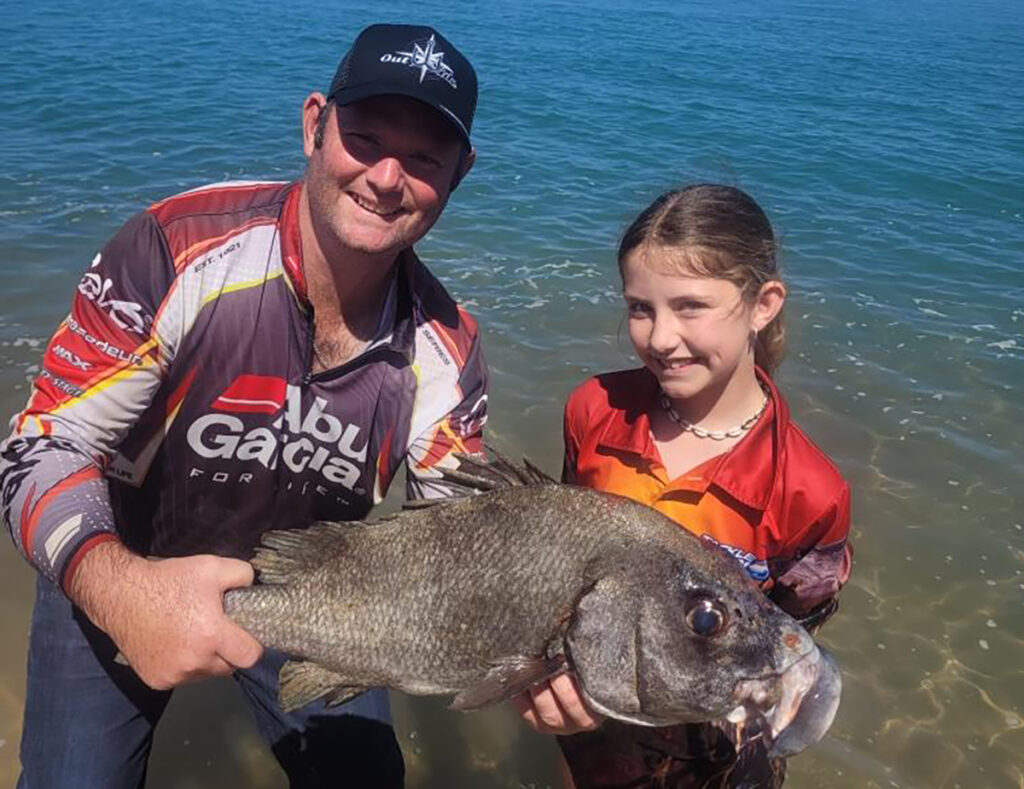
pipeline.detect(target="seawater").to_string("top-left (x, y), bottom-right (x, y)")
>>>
top-left (2, 0), bottom-right (1023, 787)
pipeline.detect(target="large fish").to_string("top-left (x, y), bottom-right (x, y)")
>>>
top-left (224, 454), bottom-right (841, 758)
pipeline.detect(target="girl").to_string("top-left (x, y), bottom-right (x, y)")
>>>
top-left (520, 184), bottom-right (852, 788)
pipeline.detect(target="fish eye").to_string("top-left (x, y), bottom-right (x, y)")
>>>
top-left (685, 597), bottom-right (727, 637)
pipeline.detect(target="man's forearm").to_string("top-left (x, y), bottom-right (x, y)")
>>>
top-left (64, 541), bottom-right (263, 689)
top-left (1, 434), bottom-right (121, 588)
top-left (66, 538), bottom-right (143, 633)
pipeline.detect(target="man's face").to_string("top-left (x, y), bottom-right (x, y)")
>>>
top-left (303, 94), bottom-right (470, 260)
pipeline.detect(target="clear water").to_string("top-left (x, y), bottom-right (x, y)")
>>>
top-left (2, 0), bottom-right (1023, 786)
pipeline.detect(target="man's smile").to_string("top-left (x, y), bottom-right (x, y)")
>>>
top-left (347, 191), bottom-right (406, 218)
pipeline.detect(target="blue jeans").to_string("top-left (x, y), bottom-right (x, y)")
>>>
top-left (18, 575), bottom-right (404, 788)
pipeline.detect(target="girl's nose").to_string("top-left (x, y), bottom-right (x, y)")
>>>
top-left (648, 314), bottom-right (679, 355)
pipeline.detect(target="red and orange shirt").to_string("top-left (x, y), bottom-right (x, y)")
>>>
top-left (563, 368), bottom-right (851, 623)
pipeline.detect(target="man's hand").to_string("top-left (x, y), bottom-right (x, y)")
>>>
top-left (512, 673), bottom-right (604, 735)
top-left (68, 541), bottom-right (263, 690)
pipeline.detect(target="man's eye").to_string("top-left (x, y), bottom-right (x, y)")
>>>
top-left (409, 153), bottom-right (442, 169)
top-left (346, 132), bottom-right (379, 147)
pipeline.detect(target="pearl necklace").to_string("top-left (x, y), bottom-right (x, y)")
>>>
top-left (658, 387), bottom-right (769, 441)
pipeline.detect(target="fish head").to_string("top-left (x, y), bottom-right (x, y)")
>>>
top-left (568, 544), bottom-right (841, 758)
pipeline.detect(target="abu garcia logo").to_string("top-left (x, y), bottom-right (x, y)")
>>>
top-left (187, 383), bottom-right (367, 490)
top-left (380, 34), bottom-right (458, 88)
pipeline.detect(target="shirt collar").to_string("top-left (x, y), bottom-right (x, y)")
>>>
top-left (388, 250), bottom-right (420, 357)
top-left (594, 369), bottom-right (660, 459)
top-left (363, 269), bottom-right (399, 352)
top-left (595, 367), bottom-right (789, 513)
top-left (280, 182), bottom-right (307, 303)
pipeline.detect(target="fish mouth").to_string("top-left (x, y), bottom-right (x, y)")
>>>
top-left (721, 645), bottom-right (842, 759)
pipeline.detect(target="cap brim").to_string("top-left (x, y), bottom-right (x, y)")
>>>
top-left (331, 82), bottom-right (471, 149)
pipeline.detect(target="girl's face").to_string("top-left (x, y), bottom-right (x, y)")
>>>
top-left (622, 249), bottom-right (782, 401)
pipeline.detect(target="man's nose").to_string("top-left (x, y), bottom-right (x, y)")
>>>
top-left (365, 156), bottom-right (404, 193)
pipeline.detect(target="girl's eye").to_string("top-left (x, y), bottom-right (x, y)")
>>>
top-left (627, 302), bottom-right (651, 317)
top-left (674, 300), bottom-right (706, 313)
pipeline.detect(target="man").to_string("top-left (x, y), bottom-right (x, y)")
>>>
top-left (1, 23), bottom-right (488, 788)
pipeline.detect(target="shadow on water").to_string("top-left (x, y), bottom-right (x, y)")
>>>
top-left (400, 696), bottom-right (476, 787)
top-left (140, 667), bottom-right (567, 789)
top-left (145, 684), bottom-right (564, 788)
top-left (270, 713), bottom-right (404, 789)
top-left (144, 677), bottom-right (282, 789)
top-left (395, 694), bottom-right (563, 788)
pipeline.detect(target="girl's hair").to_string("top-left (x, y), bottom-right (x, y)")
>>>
top-left (618, 183), bottom-right (786, 376)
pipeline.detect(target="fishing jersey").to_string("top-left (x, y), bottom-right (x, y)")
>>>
top-left (563, 368), bottom-right (851, 623)
top-left (0, 181), bottom-right (489, 591)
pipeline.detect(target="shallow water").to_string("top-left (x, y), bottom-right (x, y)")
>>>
top-left (2, 0), bottom-right (1024, 786)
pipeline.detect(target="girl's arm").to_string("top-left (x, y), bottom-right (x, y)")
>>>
top-left (768, 484), bottom-right (852, 632)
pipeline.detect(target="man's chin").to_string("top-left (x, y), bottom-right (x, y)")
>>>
top-left (336, 230), bottom-right (411, 260)
top-left (337, 219), bottom-right (434, 259)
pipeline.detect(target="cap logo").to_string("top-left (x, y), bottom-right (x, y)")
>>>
top-left (380, 34), bottom-right (458, 89)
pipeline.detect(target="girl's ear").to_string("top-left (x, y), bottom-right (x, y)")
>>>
top-left (751, 280), bottom-right (786, 332)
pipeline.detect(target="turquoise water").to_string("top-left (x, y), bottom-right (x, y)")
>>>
top-left (2, 0), bottom-right (1024, 786)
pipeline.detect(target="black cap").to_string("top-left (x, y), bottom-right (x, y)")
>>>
top-left (328, 24), bottom-right (477, 149)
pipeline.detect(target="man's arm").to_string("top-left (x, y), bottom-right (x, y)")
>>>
top-left (404, 324), bottom-right (489, 500)
top-left (69, 541), bottom-right (262, 689)
top-left (1, 212), bottom-right (172, 587)
top-left (1, 210), bottom-right (262, 687)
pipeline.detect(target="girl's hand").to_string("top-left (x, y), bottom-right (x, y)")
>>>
top-left (512, 673), bottom-right (604, 735)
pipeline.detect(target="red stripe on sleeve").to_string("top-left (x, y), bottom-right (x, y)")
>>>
top-left (20, 466), bottom-right (103, 554)
top-left (60, 533), bottom-right (120, 594)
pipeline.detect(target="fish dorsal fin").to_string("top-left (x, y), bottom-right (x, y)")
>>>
top-left (251, 522), bottom-right (354, 584)
top-left (403, 447), bottom-right (556, 511)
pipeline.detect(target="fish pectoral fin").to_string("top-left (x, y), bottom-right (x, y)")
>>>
top-left (278, 659), bottom-right (366, 713)
top-left (449, 654), bottom-right (566, 711)
top-left (324, 686), bottom-right (366, 708)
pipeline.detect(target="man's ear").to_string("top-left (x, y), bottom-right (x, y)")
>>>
top-left (450, 147), bottom-right (476, 191)
top-left (752, 280), bottom-right (786, 332)
top-left (302, 93), bottom-right (329, 158)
